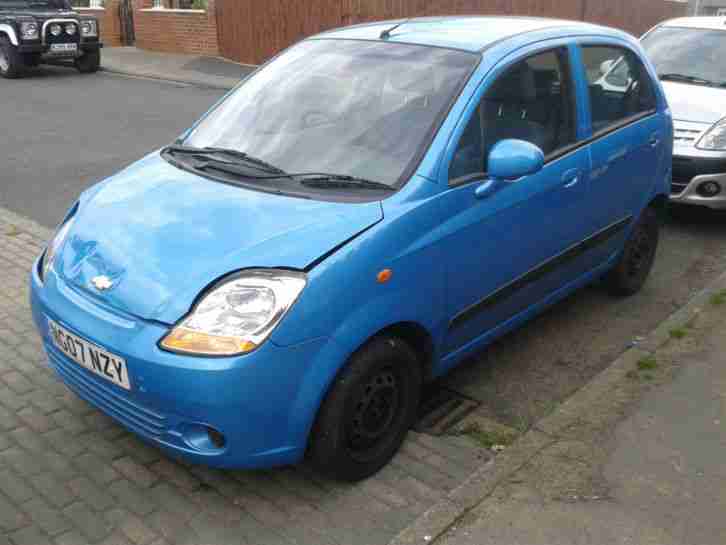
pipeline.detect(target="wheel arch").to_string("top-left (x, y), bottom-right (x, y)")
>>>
top-left (648, 193), bottom-right (669, 223)
top-left (0, 25), bottom-right (19, 46)
top-left (371, 321), bottom-right (436, 382)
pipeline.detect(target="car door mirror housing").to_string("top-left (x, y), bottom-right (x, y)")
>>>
top-left (487, 139), bottom-right (545, 181)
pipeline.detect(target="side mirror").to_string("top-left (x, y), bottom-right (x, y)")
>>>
top-left (488, 139), bottom-right (545, 181)
top-left (600, 59), bottom-right (615, 76)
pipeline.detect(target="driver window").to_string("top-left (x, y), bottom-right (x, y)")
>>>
top-left (581, 46), bottom-right (657, 134)
top-left (449, 48), bottom-right (576, 183)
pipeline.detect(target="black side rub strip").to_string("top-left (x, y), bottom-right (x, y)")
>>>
top-left (450, 215), bottom-right (633, 330)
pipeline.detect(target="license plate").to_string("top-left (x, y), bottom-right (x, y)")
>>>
top-left (50, 43), bottom-right (77, 53)
top-left (48, 319), bottom-right (131, 390)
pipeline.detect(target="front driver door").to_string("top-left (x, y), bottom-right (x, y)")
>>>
top-left (439, 46), bottom-right (592, 364)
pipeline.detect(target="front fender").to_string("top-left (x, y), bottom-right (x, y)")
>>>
top-left (0, 24), bottom-right (19, 46)
top-left (285, 292), bottom-right (446, 449)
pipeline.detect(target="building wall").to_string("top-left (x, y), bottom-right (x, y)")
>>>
top-left (132, 0), bottom-right (219, 56)
top-left (77, 0), bottom-right (123, 47)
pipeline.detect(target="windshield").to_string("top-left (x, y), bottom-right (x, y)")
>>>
top-left (642, 26), bottom-right (726, 86)
top-left (184, 39), bottom-right (478, 187)
top-left (0, 0), bottom-right (70, 8)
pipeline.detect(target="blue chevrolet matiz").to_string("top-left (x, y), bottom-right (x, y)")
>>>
top-left (30, 17), bottom-right (671, 481)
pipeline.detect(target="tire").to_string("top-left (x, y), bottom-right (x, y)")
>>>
top-left (308, 335), bottom-right (422, 482)
top-left (75, 50), bottom-right (100, 74)
top-left (604, 206), bottom-right (660, 296)
top-left (0, 36), bottom-right (25, 79)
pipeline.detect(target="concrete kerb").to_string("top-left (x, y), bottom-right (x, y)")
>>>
top-left (98, 67), bottom-right (237, 90)
top-left (389, 268), bottom-right (726, 545)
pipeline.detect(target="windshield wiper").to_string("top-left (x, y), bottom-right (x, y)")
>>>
top-left (164, 145), bottom-right (286, 175)
top-left (658, 73), bottom-right (718, 87)
top-left (296, 175), bottom-right (393, 191)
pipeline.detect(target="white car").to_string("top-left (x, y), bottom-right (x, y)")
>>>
top-left (600, 17), bottom-right (726, 209)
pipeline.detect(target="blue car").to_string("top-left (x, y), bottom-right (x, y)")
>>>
top-left (30, 16), bottom-right (671, 481)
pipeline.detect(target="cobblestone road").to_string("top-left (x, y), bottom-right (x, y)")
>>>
top-left (0, 207), bottom-right (490, 545)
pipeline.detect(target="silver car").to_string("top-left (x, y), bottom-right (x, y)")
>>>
top-left (640, 17), bottom-right (726, 209)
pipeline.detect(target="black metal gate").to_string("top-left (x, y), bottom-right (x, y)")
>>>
top-left (119, 0), bottom-right (135, 46)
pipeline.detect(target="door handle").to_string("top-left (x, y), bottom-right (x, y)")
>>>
top-left (562, 169), bottom-right (581, 188)
top-left (649, 133), bottom-right (661, 148)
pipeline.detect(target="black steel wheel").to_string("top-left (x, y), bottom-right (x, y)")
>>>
top-left (308, 335), bottom-right (422, 482)
top-left (75, 49), bottom-right (100, 74)
top-left (604, 206), bottom-right (660, 296)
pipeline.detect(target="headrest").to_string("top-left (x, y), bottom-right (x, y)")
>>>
top-left (487, 63), bottom-right (537, 103)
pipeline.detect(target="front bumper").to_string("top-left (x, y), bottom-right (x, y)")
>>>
top-left (30, 259), bottom-right (329, 469)
top-left (18, 41), bottom-right (102, 57)
top-left (670, 153), bottom-right (726, 210)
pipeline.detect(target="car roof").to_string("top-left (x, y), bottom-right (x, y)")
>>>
top-left (312, 16), bottom-right (631, 53)
top-left (658, 16), bottom-right (726, 31)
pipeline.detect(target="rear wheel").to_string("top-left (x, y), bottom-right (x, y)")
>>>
top-left (308, 335), bottom-right (422, 482)
top-left (0, 36), bottom-right (25, 79)
top-left (604, 206), bottom-right (660, 296)
top-left (75, 50), bottom-right (100, 74)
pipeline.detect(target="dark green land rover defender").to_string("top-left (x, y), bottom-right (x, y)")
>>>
top-left (0, 0), bottom-right (102, 78)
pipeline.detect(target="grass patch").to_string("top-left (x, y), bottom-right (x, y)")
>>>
top-left (3, 225), bottom-right (19, 237)
top-left (643, 373), bottom-right (655, 381)
top-left (460, 424), bottom-right (516, 450)
top-left (710, 290), bottom-right (726, 306)
top-left (669, 327), bottom-right (687, 340)
top-left (637, 357), bottom-right (658, 371)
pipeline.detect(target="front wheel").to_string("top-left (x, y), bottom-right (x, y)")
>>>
top-left (604, 206), bottom-right (660, 296)
top-left (0, 36), bottom-right (25, 79)
top-left (75, 50), bottom-right (100, 74)
top-left (308, 335), bottom-right (422, 482)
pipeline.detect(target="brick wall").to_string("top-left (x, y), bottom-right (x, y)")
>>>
top-left (76, 0), bottom-right (122, 47)
top-left (132, 0), bottom-right (219, 56)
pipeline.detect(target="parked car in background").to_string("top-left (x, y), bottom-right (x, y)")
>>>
top-left (0, 0), bottom-right (102, 79)
top-left (30, 17), bottom-right (670, 481)
top-left (638, 17), bottom-right (726, 209)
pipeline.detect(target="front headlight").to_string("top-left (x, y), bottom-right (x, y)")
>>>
top-left (697, 118), bottom-right (726, 151)
top-left (41, 217), bottom-right (75, 283)
top-left (160, 269), bottom-right (307, 356)
top-left (65, 23), bottom-right (77, 36)
top-left (20, 22), bottom-right (39, 40)
top-left (50, 24), bottom-right (62, 36)
top-left (81, 20), bottom-right (98, 37)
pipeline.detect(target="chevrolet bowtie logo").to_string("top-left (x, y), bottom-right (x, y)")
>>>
top-left (91, 275), bottom-right (114, 291)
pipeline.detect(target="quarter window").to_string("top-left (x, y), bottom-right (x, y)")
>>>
top-left (449, 49), bottom-right (576, 182)
top-left (581, 46), bottom-right (657, 134)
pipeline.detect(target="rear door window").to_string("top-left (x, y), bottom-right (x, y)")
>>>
top-left (580, 46), bottom-right (657, 134)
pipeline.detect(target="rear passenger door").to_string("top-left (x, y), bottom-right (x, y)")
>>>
top-left (577, 44), bottom-right (661, 259)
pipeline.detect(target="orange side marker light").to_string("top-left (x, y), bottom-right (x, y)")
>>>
top-left (377, 269), bottom-right (393, 284)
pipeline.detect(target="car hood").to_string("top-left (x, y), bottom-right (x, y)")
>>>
top-left (661, 81), bottom-right (726, 125)
top-left (56, 153), bottom-right (383, 324)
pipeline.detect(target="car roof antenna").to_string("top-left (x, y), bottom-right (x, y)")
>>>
top-left (380, 19), bottom-right (411, 40)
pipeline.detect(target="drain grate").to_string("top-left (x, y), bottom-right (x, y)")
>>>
top-left (415, 385), bottom-right (480, 436)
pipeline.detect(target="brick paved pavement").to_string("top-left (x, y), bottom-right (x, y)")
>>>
top-left (0, 206), bottom-right (490, 545)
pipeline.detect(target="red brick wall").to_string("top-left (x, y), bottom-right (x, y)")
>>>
top-left (77, 0), bottom-right (122, 47)
top-left (133, 0), bottom-right (219, 56)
